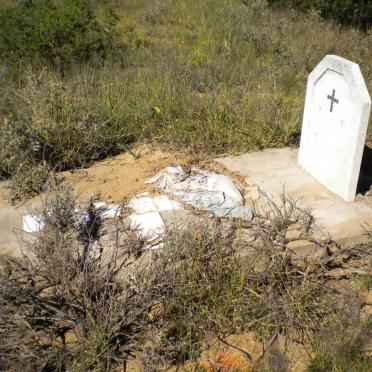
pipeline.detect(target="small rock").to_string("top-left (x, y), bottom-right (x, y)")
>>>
top-left (287, 240), bottom-right (324, 259)
top-left (64, 331), bottom-right (78, 345)
top-left (244, 185), bottom-right (260, 201)
top-left (285, 229), bottom-right (302, 241)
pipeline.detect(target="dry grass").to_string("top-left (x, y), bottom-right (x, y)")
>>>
top-left (308, 317), bottom-right (372, 372)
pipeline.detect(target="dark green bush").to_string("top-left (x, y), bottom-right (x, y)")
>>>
top-left (267, 0), bottom-right (372, 29)
top-left (0, 0), bottom-right (120, 72)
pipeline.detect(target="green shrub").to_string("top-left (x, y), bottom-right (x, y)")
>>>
top-left (0, 0), bottom-right (120, 73)
top-left (7, 163), bottom-right (51, 201)
top-left (0, 70), bottom-right (131, 200)
top-left (267, 0), bottom-right (372, 29)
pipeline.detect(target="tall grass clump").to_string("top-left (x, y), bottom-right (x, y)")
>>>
top-left (0, 0), bottom-right (125, 199)
top-left (0, 70), bottom-right (132, 200)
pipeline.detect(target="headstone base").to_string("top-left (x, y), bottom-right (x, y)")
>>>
top-left (217, 148), bottom-right (372, 243)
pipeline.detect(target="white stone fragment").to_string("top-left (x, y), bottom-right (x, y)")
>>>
top-left (128, 194), bottom-right (182, 213)
top-left (152, 195), bottom-right (182, 211)
top-left (128, 196), bottom-right (157, 213)
top-left (23, 214), bottom-right (44, 233)
top-left (145, 165), bottom-right (186, 189)
top-left (129, 212), bottom-right (165, 241)
top-left (94, 202), bottom-right (120, 219)
top-left (298, 54), bottom-right (371, 202)
top-left (23, 202), bottom-right (120, 233)
top-left (127, 194), bottom-right (181, 248)
top-left (96, 204), bottom-right (120, 219)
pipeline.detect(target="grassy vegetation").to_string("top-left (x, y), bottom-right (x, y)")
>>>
top-left (0, 3), bottom-right (371, 370)
top-left (0, 0), bottom-right (371, 199)
top-left (308, 318), bottom-right (372, 372)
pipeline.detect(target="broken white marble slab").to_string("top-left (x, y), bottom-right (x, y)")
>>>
top-left (127, 194), bottom-right (181, 248)
top-left (23, 214), bottom-right (44, 233)
top-left (23, 168), bottom-right (250, 249)
top-left (23, 202), bottom-right (120, 233)
top-left (153, 195), bottom-right (183, 211)
top-left (128, 195), bottom-right (157, 213)
top-left (128, 193), bottom-right (182, 214)
top-left (129, 212), bottom-right (165, 241)
top-left (23, 196), bottom-right (174, 251)
top-left (146, 166), bottom-right (253, 221)
top-left (94, 202), bottom-right (121, 219)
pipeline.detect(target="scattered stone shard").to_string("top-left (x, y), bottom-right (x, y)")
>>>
top-left (128, 193), bottom-right (182, 213)
top-left (23, 214), bottom-right (44, 233)
top-left (129, 212), bottom-right (165, 245)
top-left (23, 202), bottom-right (120, 233)
top-left (127, 193), bottom-right (181, 249)
top-left (146, 166), bottom-right (253, 221)
top-left (94, 202), bottom-right (121, 219)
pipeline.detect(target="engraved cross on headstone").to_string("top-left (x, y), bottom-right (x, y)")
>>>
top-left (327, 89), bottom-right (339, 112)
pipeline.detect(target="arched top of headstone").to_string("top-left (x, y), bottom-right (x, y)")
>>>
top-left (308, 55), bottom-right (371, 105)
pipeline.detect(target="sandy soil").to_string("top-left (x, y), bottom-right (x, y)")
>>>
top-left (59, 145), bottom-right (193, 203)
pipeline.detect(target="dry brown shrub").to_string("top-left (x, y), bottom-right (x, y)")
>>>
top-left (0, 185), bottom-right (168, 371)
top-left (0, 188), bottom-right (370, 370)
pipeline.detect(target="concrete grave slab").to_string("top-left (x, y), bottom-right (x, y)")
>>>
top-left (0, 200), bottom-right (24, 257)
top-left (298, 55), bottom-right (371, 202)
top-left (217, 148), bottom-right (372, 242)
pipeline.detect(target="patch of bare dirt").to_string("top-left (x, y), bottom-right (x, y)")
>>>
top-left (59, 145), bottom-right (251, 204)
top-left (59, 145), bottom-right (192, 202)
top-left (180, 332), bottom-right (309, 372)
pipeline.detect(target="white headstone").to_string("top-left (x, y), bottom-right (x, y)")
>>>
top-left (298, 55), bottom-right (371, 202)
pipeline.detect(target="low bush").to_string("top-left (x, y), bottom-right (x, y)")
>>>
top-left (144, 227), bottom-right (334, 367)
top-left (140, 194), bottom-right (336, 367)
top-left (267, 0), bottom-right (372, 30)
top-left (308, 317), bottom-right (372, 371)
top-left (0, 0), bottom-right (121, 74)
top-left (7, 163), bottom-right (51, 201)
top-left (0, 185), bottom-right (164, 370)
